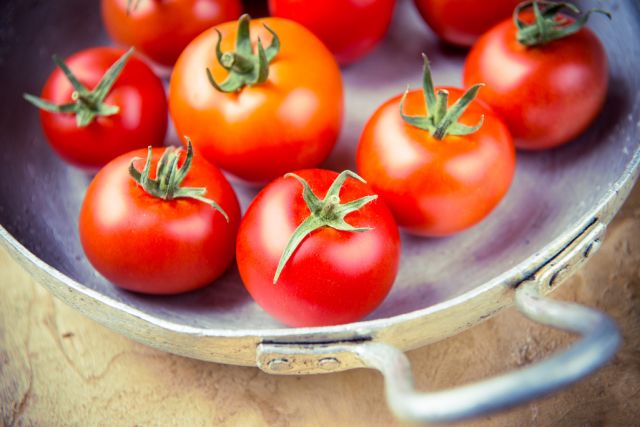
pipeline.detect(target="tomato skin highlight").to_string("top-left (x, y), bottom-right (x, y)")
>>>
top-left (101, 0), bottom-right (242, 66)
top-left (463, 17), bottom-right (608, 150)
top-left (169, 17), bottom-right (343, 183)
top-left (236, 169), bottom-right (400, 327)
top-left (357, 88), bottom-right (515, 236)
top-left (413, 0), bottom-right (521, 47)
top-left (268, 0), bottom-right (396, 65)
top-left (79, 148), bottom-right (240, 295)
top-left (38, 47), bottom-right (167, 169)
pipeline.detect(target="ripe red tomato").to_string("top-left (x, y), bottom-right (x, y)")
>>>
top-left (357, 56), bottom-right (515, 236)
top-left (463, 4), bottom-right (608, 150)
top-left (101, 0), bottom-right (243, 67)
top-left (268, 0), bottom-right (396, 65)
top-left (414, 0), bottom-right (521, 47)
top-left (236, 169), bottom-right (400, 327)
top-left (169, 15), bottom-right (343, 183)
top-left (25, 47), bottom-right (167, 169)
top-left (79, 142), bottom-right (240, 295)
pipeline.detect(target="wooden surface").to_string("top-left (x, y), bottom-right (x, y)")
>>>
top-left (1, 182), bottom-right (639, 427)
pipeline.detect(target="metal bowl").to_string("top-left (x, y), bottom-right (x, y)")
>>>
top-left (1, 0), bottom-right (638, 422)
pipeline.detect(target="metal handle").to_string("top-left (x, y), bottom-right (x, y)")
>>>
top-left (355, 280), bottom-right (620, 423)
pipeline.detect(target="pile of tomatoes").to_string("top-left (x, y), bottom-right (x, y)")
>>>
top-left (24, 0), bottom-right (609, 327)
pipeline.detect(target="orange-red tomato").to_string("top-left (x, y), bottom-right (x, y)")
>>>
top-left (169, 17), bottom-right (343, 183)
top-left (357, 88), bottom-right (515, 236)
top-left (268, 0), bottom-right (396, 65)
top-left (414, 0), bottom-right (521, 47)
top-left (101, 0), bottom-right (242, 66)
top-left (36, 47), bottom-right (167, 169)
top-left (79, 147), bottom-right (240, 294)
top-left (463, 16), bottom-right (608, 150)
top-left (236, 169), bottom-right (400, 327)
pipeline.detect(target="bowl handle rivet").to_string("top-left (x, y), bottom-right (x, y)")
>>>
top-left (318, 357), bottom-right (341, 370)
top-left (268, 358), bottom-right (292, 372)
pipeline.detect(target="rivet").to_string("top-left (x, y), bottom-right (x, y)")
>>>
top-left (318, 357), bottom-right (340, 370)
top-left (268, 358), bottom-right (292, 372)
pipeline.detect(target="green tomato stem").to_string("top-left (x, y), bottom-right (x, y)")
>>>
top-left (72, 92), bottom-right (97, 110)
top-left (23, 47), bottom-right (134, 128)
top-left (400, 53), bottom-right (484, 140)
top-left (273, 171), bottom-right (378, 285)
top-left (514, 1), bottom-right (611, 47)
top-left (128, 138), bottom-right (229, 222)
top-left (433, 89), bottom-right (449, 126)
top-left (206, 14), bottom-right (280, 93)
top-left (220, 52), bottom-right (255, 74)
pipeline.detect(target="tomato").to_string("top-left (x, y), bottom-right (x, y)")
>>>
top-left (169, 15), bottom-right (343, 183)
top-left (236, 169), bottom-right (400, 327)
top-left (268, 0), bottom-right (396, 65)
top-left (357, 55), bottom-right (515, 236)
top-left (24, 47), bottom-right (167, 169)
top-left (414, 0), bottom-right (521, 47)
top-left (101, 0), bottom-right (243, 67)
top-left (79, 141), bottom-right (240, 294)
top-left (463, 2), bottom-right (609, 150)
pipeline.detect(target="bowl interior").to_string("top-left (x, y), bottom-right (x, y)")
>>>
top-left (1, 0), bottom-right (639, 331)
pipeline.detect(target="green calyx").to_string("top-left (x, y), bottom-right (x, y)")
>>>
top-left (206, 14), bottom-right (280, 93)
top-left (24, 47), bottom-right (134, 128)
top-left (514, 1), bottom-right (611, 47)
top-left (128, 138), bottom-right (229, 222)
top-left (400, 53), bottom-right (484, 140)
top-left (273, 170), bottom-right (378, 284)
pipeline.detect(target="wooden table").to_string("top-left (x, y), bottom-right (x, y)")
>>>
top-left (1, 183), bottom-right (639, 426)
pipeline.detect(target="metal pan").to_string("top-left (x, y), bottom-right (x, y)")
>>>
top-left (1, 0), bottom-right (638, 422)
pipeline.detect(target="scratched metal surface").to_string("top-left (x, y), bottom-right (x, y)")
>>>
top-left (0, 0), bottom-right (638, 363)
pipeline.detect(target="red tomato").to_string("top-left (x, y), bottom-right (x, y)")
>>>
top-left (414, 0), bottom-right (521, 47)
top-left (463, 7), bottom-right (608, 150)
top-left (169, 15), bottom-right (343, 183)
top-left (27, 47), bottom-right (167, 169)
top-left (236, 169), bottom-right (400, 327)
top-left (268, 0), bottom-right (396, 65)
top-left (357, 57), bottom-right (515, 236)
top-left (101, 0), bottom-right (243, 66)
top-left (79, 143), bottom-right (240, 295)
